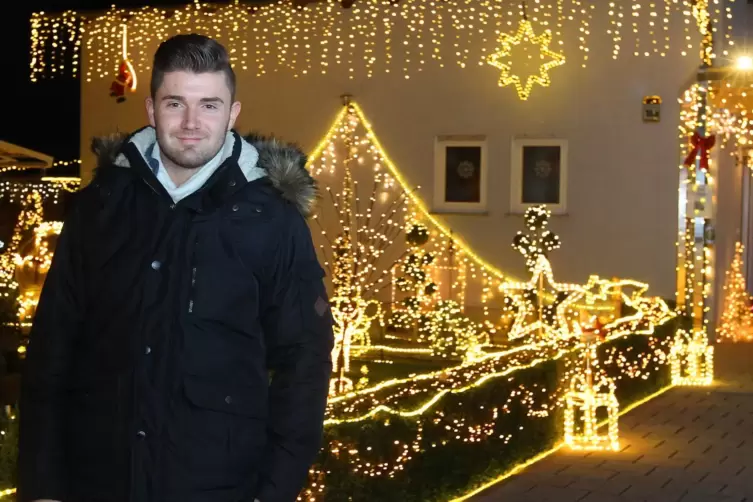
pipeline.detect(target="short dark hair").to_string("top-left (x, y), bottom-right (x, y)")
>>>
top-left (150, 34), bottom-right (236, 101)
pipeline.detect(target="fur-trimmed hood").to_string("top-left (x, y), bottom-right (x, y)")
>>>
top-left (90, 128), bottom-right (317, 216)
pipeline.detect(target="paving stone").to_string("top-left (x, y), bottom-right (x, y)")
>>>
top-left (577, 493), bottom-right (626, 502)
top-left (522, 473), bottom-right (578, 488)
top-left (718, 479), bottom-right (753, 498)
top-left (683, 480), bottom-right (731, 496)
top-left (619, 484), bottom-right (687, 502)
top-left (565, 475), bottom-right (631, 495)
top-left (523, 485), bottom-right (591, 502)
top-left (679, 491), bottom-right (740, 502)
top-left (598, 459), bottom-right (656, 475)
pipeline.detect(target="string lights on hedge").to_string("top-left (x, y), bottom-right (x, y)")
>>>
top-left (297, 325), bottom-right (674, 500)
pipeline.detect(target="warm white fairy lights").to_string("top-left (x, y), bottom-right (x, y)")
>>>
top-left (419, 300), bottom-right (489, 362)
top-left (486, 17), bottom-right (566, 100)
top-left (294, 321), bottom-right (675, 500)
top-left (0, 193), bottom-right (44, 293)
top-left (500, 254), bottom-right (586, 342)
top-left (670, 328), bottom-right (714, 386)
top-left (13, 221), bottom-right (64, 325)
top-left (30, 0), bottom-right (722, 83)
top-left (0, 161), bottom-right (80, 204)
top-left (329, 293), bottom-right (381, 395)
top-left (3, 2), bottom-right (733, 499)
top-left (564, 319), bottom-right (620, 452)
top-left (1, 99), bottom-right (679, 502)
top-left (717, 242), bottom-right (753, 343)
top-left (564, 372), bottom-right (619, 451)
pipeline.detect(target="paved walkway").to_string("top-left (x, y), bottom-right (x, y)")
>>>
top-left (470, 344), bottom-right (753, 502)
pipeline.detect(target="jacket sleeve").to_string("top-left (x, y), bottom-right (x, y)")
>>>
top-left (255, 208), bottom-right (334, 502)
top-left (17, 198), bottom-right (85, 502)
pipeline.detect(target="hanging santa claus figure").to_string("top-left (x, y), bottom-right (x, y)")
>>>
top-left (110, 24), bottom-right (137, 103)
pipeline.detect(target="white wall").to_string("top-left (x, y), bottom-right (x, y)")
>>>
top-left (79, 0), bottom-right (704, 299)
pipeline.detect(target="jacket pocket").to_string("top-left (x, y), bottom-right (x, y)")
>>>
top-left (183, 375), bottom-right (267, 419)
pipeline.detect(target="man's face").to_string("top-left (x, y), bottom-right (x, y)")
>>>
top-left (146, 71), bottom-right (241, 170)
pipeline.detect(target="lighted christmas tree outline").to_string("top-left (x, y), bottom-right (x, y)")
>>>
top-left (306, 98), bottom-right (515, 284)
top-left (717, 241), bottom-right (753, 343)
top-left (310, 95), bottom-right (432, 394)
top-left (307, 98), bottom-right (541, 385)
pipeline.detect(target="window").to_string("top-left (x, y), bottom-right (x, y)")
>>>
top-left (510, 138), bottom-right (568, 214)
top-left (433, 135), bottom-right (488, 213)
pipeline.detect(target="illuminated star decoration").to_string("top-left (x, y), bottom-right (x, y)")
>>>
top-left (487, 18), bottom-right (565, 100)
top-left (500, 254), bottom-right (585, 342)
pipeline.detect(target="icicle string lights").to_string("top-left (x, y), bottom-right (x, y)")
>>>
top-left (29, 0), bottom-right (721, 82)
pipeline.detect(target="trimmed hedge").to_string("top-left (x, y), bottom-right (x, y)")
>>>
top-left (307, 318), bottom-right (675, 501)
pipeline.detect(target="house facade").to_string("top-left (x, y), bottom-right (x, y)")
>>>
top-left (65, 0), bottom-right (750, 310)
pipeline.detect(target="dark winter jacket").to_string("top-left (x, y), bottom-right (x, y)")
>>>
top-left (17, 127), bottom-right (334, 502)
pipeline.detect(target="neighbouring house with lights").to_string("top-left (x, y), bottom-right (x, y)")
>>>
top-left (27, 0), bottom-right (753, 335)
top-left (0, 140), bottom-right (79, 405)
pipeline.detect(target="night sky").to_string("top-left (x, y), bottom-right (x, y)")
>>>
top-left (1, 0), bottom-right (198, 165)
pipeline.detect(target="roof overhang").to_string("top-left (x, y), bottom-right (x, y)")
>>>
top-left (0, 141), bottom-right (53, 170)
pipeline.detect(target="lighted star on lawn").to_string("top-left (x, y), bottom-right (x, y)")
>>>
top-left (487, 19), bottom-right (565, 100)
top-left (500, 254), bottom-right (585, 342)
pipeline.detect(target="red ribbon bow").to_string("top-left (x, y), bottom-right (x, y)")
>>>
top-left (683, 131), bottom-right (716, 171)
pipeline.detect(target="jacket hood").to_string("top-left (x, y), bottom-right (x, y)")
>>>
top-left (90, 128), bottom-right (317, 217)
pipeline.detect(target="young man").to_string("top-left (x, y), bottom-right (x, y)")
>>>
top-left (18, 34), bottom-right (334, 502)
